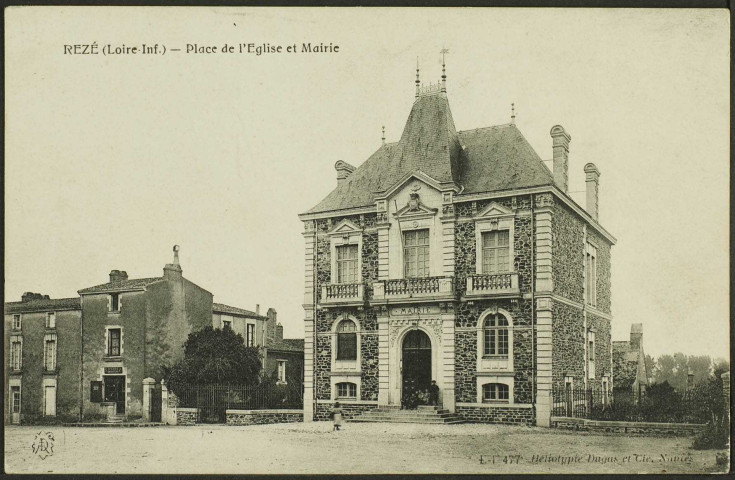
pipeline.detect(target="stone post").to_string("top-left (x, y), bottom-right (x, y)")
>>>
top-left (142, 377), bottom-right (156, 423)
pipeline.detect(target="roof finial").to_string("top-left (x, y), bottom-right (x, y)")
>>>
top-left (511, 103), bottom-right (516, 124)
top-left (381, 125), bottom-right (386, 145)
top-left (173, 244), bottom-right (180, 265)
top-left (415, 57), bottom-right (421, 98)
top-left (440, 48), bottom-right (449, 93)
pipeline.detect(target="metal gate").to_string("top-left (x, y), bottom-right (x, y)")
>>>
top-left (174, 384), bottom-right (301, 423)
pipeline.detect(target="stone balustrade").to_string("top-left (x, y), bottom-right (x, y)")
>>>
top-left (372, 276), bottom-right (454, 302)
top-left (465, 272), bottom-right (520, 298)
top-left (320, 283), bottom-right (364, 306)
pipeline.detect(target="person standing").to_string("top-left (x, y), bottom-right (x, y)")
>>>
top-left (331, 401), bottom-right (344, 431)
top-left (428, 380), bottom-right (440, 406)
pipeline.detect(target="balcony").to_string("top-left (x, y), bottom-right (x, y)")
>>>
top-left (465, 273), bottom-right (520, 298)
top-left (372, 276), bottom-right (454, 303)
top-left (320, 283), bottom-right (365, 306)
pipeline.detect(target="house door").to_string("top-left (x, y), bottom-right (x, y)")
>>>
top-left (10, 386), bottom-right (21, 424)
top-left (104, 376), bottom-right (126, 414)
top-left (44, 385), bottom-right (57, 416)
top-left (401, 330), bottom-right (432, 407)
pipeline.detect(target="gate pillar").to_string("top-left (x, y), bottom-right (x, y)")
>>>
top-left (142, 377), bottom-right (156, 422)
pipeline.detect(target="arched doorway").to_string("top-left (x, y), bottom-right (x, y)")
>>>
top-left (401, 329), bottom-right (432, 406)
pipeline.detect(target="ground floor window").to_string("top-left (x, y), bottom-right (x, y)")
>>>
top-left (277, 360), bottom-right (287, 383)
top-left (11, 386), bottom-right (21, 413)
top-left (336, 382), bottom-right (357, 399)
top-left (482, 383), bottom-right (509, 402)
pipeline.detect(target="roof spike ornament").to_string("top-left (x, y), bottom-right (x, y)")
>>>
top-left (415, 57), bottom-right (421, 98)
top-left (381, 125), bottom-right (386, 145)
top-left (511, 103), bottom-right (516, 124)
top-left (440, 47), bottom-right (449, 93)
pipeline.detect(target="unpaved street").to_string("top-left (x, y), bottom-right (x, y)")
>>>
top-left (5, 422), bottom-right (727, 474)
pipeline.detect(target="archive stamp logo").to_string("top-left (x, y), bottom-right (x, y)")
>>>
top-left (31, 431), bottom-right (55, 460)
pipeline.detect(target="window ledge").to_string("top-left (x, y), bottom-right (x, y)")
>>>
top-left (103, 356), bottom-right (123, 362)
top-left (482, 400), bottom-right (510, 405)
top-left (329, 370), bottom-right (361, 376)
top-left (108, 311), bottom-right (121, 315)
top-left (482, 355), bottom-right (509, 359)
top-left (276, 381), bottom-right (288, 385)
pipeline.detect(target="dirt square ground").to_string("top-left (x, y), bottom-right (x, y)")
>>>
top-left (4, 422), bottom-right (728, 474)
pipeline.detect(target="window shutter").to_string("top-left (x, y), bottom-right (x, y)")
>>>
top-left (107, 295), bottom-right (112, 312)
top-left (118, 294), bottom-right (122, 311)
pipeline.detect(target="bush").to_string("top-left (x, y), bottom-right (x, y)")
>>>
top-left (692, 419), bottom-right (729, 450)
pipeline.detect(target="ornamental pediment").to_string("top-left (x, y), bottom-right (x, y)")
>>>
top-left (328, 219), bottom-right (361, 236)
top-left (474, 202), bottom-right (514, 219)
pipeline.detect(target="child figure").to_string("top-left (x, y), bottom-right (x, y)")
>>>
top-left (332, 401), bottom-right (344, 431)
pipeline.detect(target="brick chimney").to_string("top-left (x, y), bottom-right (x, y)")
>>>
top-left (550, 125), bottom-right (571, 192)
top-left (163, 245), bottom-right (183, 281)
top-left (21, 292), bottom-right (48, 302)
top-left (266, 308), bottom-right (277, 345)
top-left (276, 323), bottom-right (284, 342)
top-left (630, 323), bottom-right (643, 351)
top-left (335, 160), bottom-right (356, 186)
top-left (584, 163), bottom-right (601, 221)
top-left (109, 270), bottom-right (129, 283)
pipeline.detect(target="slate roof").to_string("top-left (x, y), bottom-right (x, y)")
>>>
top-left (212, 302), bottom-right (265, 319)
top-left (78, 277), bottom-right (163, 294)
top-left (304, 92), bottom-right (554, 215)
top-left (268, 338), bottom-right (304, 353)
top-left (5, 297), bottom-right (81, 314)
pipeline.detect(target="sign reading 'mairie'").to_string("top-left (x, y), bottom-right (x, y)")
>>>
top-left (391, 306), bottom-right (440, 316)
top-left (104, 367), bottom-right (123, 374)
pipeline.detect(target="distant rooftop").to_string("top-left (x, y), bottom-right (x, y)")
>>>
top-left (5, 297), bottom-right (81, 314)
top-left (78, 277), bottom-right (164, 295)
top-left (212, 302), bottom-right (265, 319)
top-left (268, 338), bottom-right (304, 353)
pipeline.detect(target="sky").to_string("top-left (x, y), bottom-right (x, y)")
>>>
top-left (5, 7), bottom-right (730, 359)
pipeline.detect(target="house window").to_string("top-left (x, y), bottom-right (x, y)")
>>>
top-left (481, 230), bottom-right (510, 274)
top-left (107, 328), bottom-right (121, 357)
top-left (482, 383), bottom-right (509, 402)
top-left (483, 314), bottom-right (509, 356)
top-left (44, 338), bottom-right (57, 371)
top-left (11, 386), bottom-right (21, 413)
top-left (109, 293), bottom-right (120, 312)
top-left (403, 229), bottom-right (430, 278)
top-left (246, 323), bottom-right (255, 347)
top-left (12, 314), bottom-right (21, 330)
top-left (336, 320), bottom-right (357, 360)
top-left (585, 244), bottom-right (597, 307)
top-left (222, 319), bottom-right (232, 330)
top-left (277, 360), bottom-right (287, 383)
top-left (10, 339), bottom-right (22, 370)
top-left (588, 330), bottom-right (596, 379)
top-left (336, 382), bottom-right (357, 399)
top-left (46, 312), bottom-right (56, 329)
top-left (336, 244), bottom-right (359, 284)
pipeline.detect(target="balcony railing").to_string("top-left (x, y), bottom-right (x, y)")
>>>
top-left (320, 283), bottom-right (364, 305)
top-left (372, 276), bottom-right (454, 301)
top-left (465, 272), bottom-right (520, 298)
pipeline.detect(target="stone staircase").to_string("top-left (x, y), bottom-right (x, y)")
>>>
top-left (348, 405), bottom-right (463, 424)
top-left (105, 414), bottom-right (126, 424)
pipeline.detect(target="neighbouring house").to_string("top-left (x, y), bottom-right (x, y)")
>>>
top-left (264, 321), bottom-right (304, 391)
top-left (4, 246), bottom-right (287, 424)
top-left (613, 323), bottom-right (650, 404)
top-left (298, 62), bottom-right (616, 426)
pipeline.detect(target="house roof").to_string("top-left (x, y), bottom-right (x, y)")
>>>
top-left (78, 277), bottom-right (163, 295)
top-left (212, 302), bottom-right (265, 319)
top-left (5, 297), bottom-right (81, 314)
top-left (304, 92), bottom-right (554, 215)
top-left (268, 338), bottom-right (304, 353)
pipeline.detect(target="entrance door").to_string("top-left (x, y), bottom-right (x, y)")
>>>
top-left (401, 330), bottom-right (432, 407)
top-left (10, 386), bottom-right (21, 424)
top-left (44, 385), bottom-right (56, 416)
top-left (104, 376), bottom-right (126, 414)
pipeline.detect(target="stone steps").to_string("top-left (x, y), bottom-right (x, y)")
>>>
top-left (348, 406), bottom-right (463, 424)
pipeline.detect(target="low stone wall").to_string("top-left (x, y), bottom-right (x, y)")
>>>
top-left (175, 408), bottom-right (199, 426)
top-left (315, 402), bottom-right (377, 421)
top-left (226, 409), bottom-right (303, 426)
top-left (456, 404), bottom-right (535, 426)
top-left (550, 417), bottom-right (706, 436)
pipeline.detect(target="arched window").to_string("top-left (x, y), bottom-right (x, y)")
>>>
top-left (482, 383), bottom-right (509, 402)
top-left (336, 320), bottom-right (357, 360)
top-left (483, 314), bottom-right (509, 356)
top-left (336, 382), bottom-right (357, 399)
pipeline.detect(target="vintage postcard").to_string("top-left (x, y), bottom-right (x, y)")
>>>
top-left (4, 6), bottom-right (730, 475)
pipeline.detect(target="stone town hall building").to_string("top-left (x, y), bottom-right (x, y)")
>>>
top-left (299, 66), bottom-right (616, 426)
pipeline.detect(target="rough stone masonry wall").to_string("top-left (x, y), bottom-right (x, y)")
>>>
top-left (457, 406), bottom-right (535, 425)
top-left (550, 417), bottom-right (705, 437)
top-left (552, 203), bottom-right (585, 304)
top-left (175, 408), bottom-right (198, 425)
top-left (453, 299), bottom-right (534, 404)
top-left (226, 410), bottom-right (302, 426)
top-left (587, 230), bottom-right (612, 314)
top-left (587, 313), bottom-right (612, 388)
top-left (315, 402), bottom-right (377, 421)
top-left (552, 301), bottom-right (585, 387)
top-left (361, 231), bottom-right (379, 300)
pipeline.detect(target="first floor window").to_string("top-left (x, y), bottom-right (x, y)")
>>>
top-left (222, 319), bottom-right (232, 330)
top-left (482, 383), bottom-right (509, 402)
top-left (12, 314), bottom-right (21, 330)
top-left (107, 328), bottom-right (121, 357)
top-left (277, 360), bottom-right (287, 383)
top-left (483, 314), bottom-right (509, 356)
top-left (403, 229), bottom-right (430, 278)
top-left (336, 382), bottom-right (357, 399)
top-left (336, 244), bottom-right (359, 284)
top-left (11, 340), bottom-right (22, 370)
top-left (481, 230), bottom-right (510, 274)
top-left (46, 312), bottom-right (56, 329)
top-left (44, 339), bottom-right (57, 371)
top-left (336, 320), bottom-right (357, 360)
top-left (109, 293), bottom-right (120, 312)
top-left (246, 323), bottom-right (255, 347)
top-left (586, 245), bottom-right (598, 307)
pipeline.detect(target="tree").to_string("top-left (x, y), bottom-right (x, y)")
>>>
top-left (163, 325), bottom-right (262, 391)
